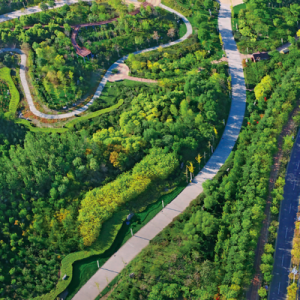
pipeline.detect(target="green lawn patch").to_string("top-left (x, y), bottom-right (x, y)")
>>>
top-left (0, 67), bottom-right (20, 118)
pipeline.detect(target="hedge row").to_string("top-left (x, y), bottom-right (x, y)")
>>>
top-left (65, 99), bottom-right (124, 129)
top-left (33, 210), bottom-right (129, 300)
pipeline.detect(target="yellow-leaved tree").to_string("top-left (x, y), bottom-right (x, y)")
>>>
top-left (254, 75), bottom-right (272, 99)
top-left (78, 148), bottom-right (178, 246)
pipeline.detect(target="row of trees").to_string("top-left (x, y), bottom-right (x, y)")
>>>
top-left (78, 148), bottom-right (178, 246)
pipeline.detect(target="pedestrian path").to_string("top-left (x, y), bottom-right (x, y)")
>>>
top-left (72, 2), bottom-right (246, 299)
top-left (108, 63), bottom-right (158, 83)
top-left (0, 2), bottom-right (192, 119)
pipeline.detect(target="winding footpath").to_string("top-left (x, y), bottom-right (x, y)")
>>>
top-left (72, 2), bottom-right (246, 300)
top-left (0, 1), bottom-right (192, 119)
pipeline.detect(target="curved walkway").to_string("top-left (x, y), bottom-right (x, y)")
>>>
top-left (72, 2), bottom-right (246, 300)
top-left (107, 63), bottom-right (158, 83)
top-left (0, 3), bottom-right (191, 119)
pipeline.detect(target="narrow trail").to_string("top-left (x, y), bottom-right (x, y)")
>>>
top-left (72, 2), bottom-right (247, 299)
top-left (0, 2), bottom-right (192, 119)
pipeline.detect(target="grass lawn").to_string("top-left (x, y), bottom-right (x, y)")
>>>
top-left (0, 67), bottom-right (20, 118)
top-left (179, 21), bottom-right (187, 37)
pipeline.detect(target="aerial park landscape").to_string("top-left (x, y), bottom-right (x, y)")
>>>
top-left (1, 0), bottom-right (300, 299)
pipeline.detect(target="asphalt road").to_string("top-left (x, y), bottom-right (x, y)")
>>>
top-left (269, 130), bottom-right (300, 300)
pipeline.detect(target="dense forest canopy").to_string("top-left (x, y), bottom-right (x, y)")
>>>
top-left (233, 0), bottom-right (300, 52)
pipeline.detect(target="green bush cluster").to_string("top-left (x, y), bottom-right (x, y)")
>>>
top-left (232, 0), bottom-right (300, 53)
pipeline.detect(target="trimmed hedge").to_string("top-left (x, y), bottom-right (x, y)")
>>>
top-left (65, 99), bottom-right (124, 129)
top-left (15, 99), bottom-right (124, 134)
top-left (15, 119), bottom-right (68, 133)
top-left (0, 67), bottom-right (20, 118)
top-left (33, 210), bottom-right (129, 300)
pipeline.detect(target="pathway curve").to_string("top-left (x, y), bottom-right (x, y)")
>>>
top-left (72, 2), bottom-right (246, 299)
top-left (107, 63), bottom-right (158, 83)
top-left (0, 2), bottom-right (191, 119)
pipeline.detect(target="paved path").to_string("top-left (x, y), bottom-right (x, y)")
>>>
top-left (107, 63), bottom-right (158, 83)
top-left (268, 130), bottom-right (300, 300)
top-left (0, 3), bottom-right (191, 119)
top-left (72, 2), bottom-right (246, 300)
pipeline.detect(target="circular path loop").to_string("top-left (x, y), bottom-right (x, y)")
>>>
top-left (71, 2), bottom-right (246, 299)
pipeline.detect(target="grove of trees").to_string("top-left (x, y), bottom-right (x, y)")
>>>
top-left (233, 0), bottom-right (300, 53)
top-left (0, 1), bottom-right (181, 109)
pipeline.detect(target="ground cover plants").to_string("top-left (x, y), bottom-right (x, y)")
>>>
top-left (0, 0), bottom-right (232, 299)
top-left (232, 0), bottom-right (300, 53)
top-left (99, 40), bottom-right (300, 300)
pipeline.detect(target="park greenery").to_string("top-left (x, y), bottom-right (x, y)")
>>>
top-left (102, 38), bottom-right (300, 300)
top-left (232, 0), bottom-right (300, 53)
top-left (0, 0), bottom-right (232, 299)
top-left (0, 1), bottom-right (182, 109)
